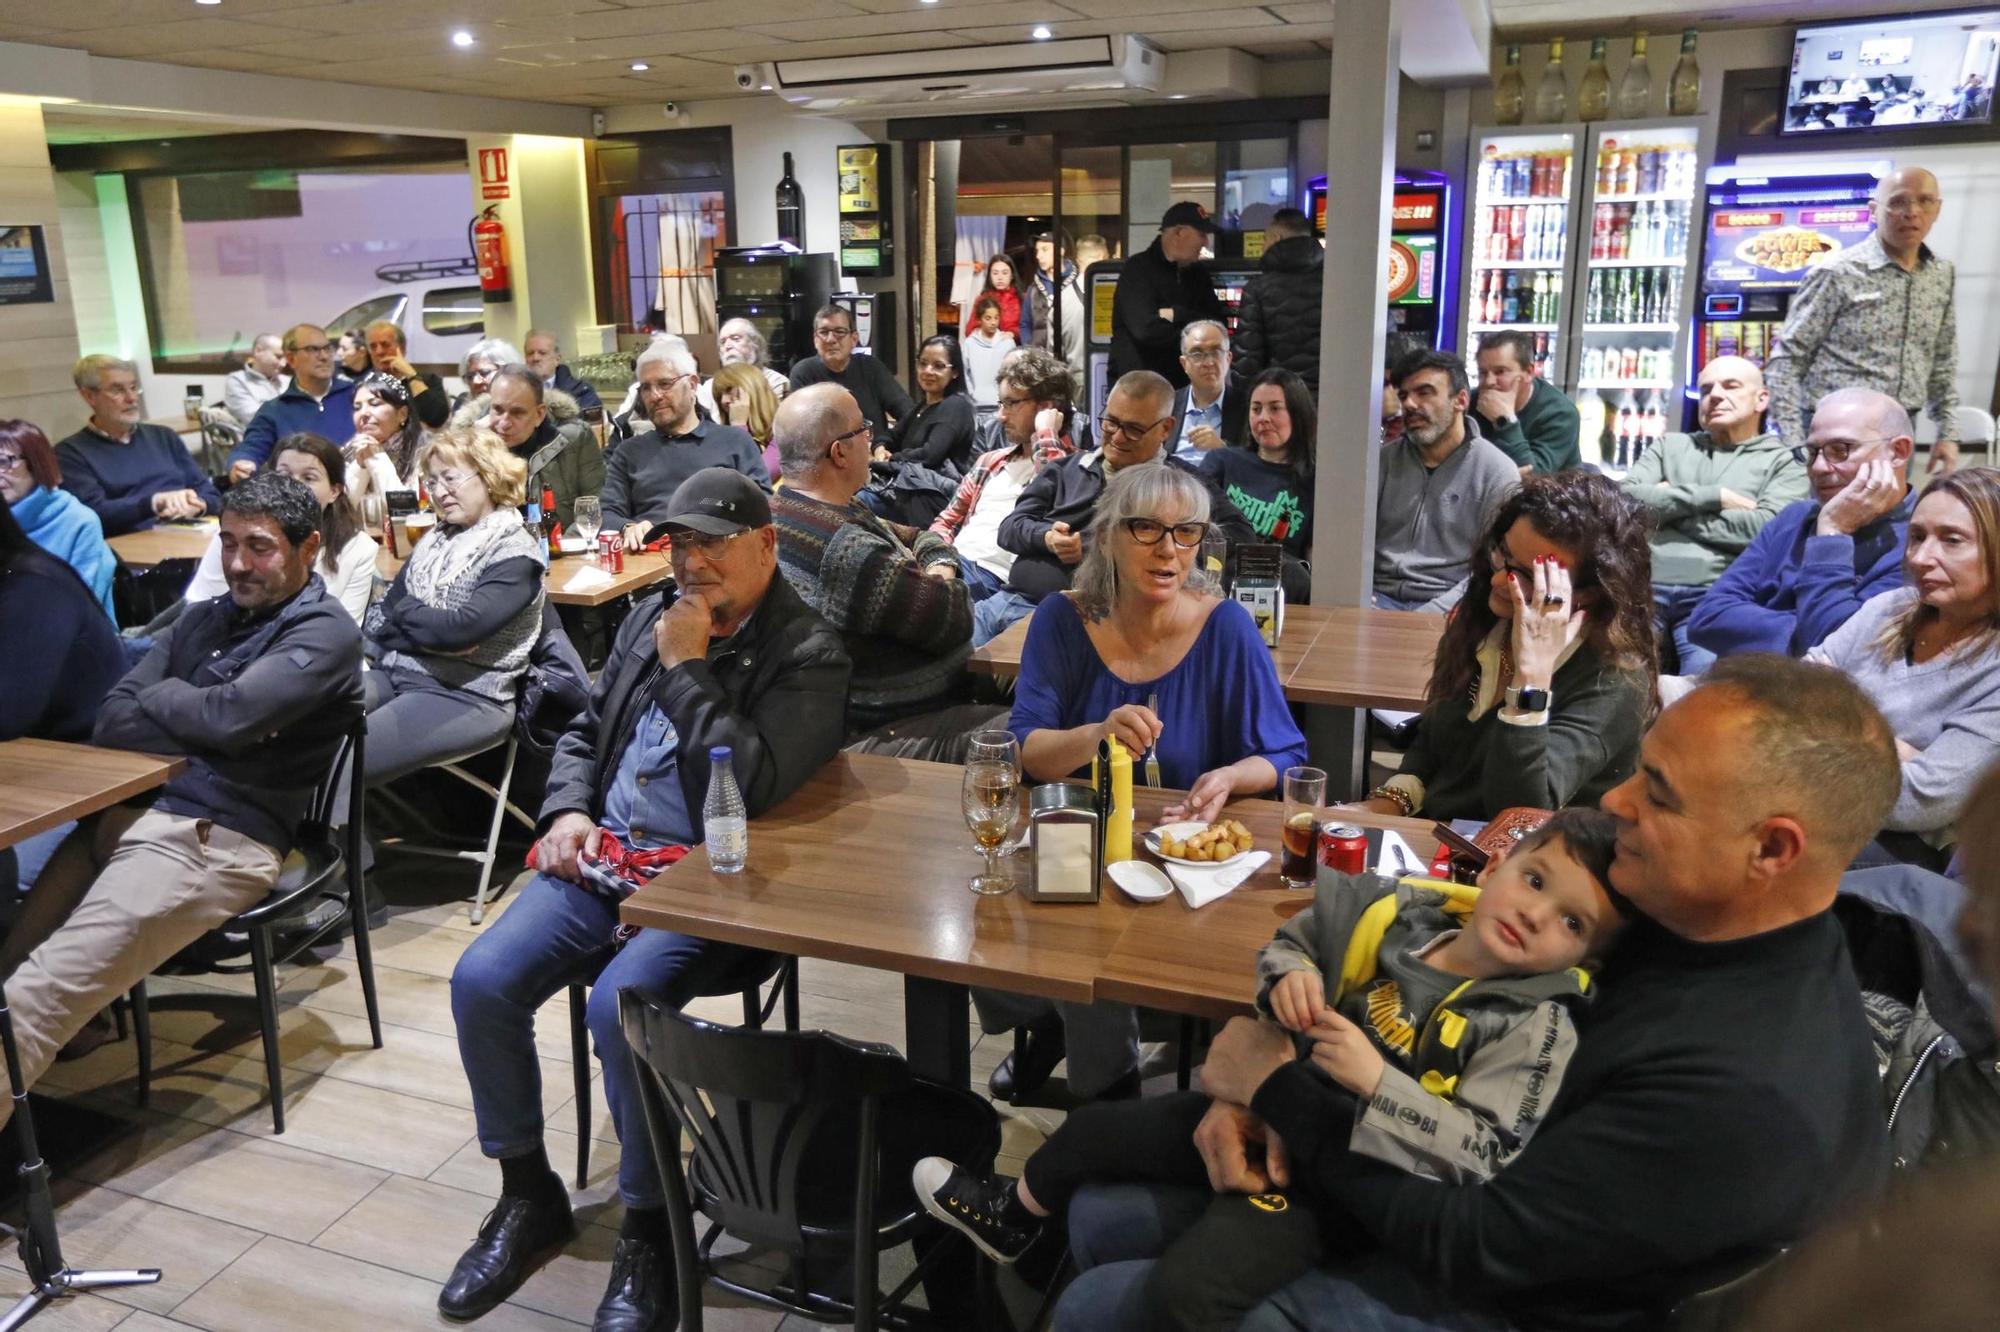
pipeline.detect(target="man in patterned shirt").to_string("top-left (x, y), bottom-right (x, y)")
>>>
top-left (1764, 165), bottom-right (1961, 475)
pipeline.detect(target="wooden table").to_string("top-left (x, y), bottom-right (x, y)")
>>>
top-left (0, 739), bottom-right (186, 849)
top-left (107, 524), bottom-right (215, 568)
top-left (968, 602), bottom-right (1443, 712)
top-left (619, 753), bottom-right (1436, 1084)
top-left (370, 548), bottom-right (673, 607)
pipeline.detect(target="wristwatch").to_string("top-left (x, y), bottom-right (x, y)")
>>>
top-left (1506, 685), bottom-right (1550, 712)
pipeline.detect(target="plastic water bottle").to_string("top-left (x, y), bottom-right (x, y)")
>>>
top-left (703, 745), bottom-right (748, 873)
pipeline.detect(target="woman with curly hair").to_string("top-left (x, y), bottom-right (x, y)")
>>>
top-left (1358, 470), bottom-right (1656, 822)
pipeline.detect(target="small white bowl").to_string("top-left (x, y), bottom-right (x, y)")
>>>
top-left (1108, 859), bottom-right (1174, 902)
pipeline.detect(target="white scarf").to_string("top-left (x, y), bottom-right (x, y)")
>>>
top-left (405, 506), bottom-right (530, 606)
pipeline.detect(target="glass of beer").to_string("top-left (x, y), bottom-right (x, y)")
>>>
top-left (963, 729), bottom-right (1022, 896)
top-left (403, 510), bottom-right (436, 552)
top-left (1281, 765), bottom-right (1328, 888)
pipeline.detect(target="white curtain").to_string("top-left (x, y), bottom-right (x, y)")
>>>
top-left (656, 208), bottom-right (716, 337)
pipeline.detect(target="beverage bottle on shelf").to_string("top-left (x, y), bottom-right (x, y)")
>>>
top-left (1580, 346), bottom-right (1601, 382)
top-left (1668, 29), bottom-right (1702, 116)
top-left (1510, 205), bottom-right (1528, 261)
top-left (1621, 346), bottom-right (1640, 380)
top-left (1494, 44), bottom-right (1527, 124)
top-left (1502, 276), bottom-right (1521, 323)
top-left (1536, 334), bottom-right (1554, 379)
top-left (1619, 149), bottom-right (1639, 195)
top-left (1650, 204), bottom-right (1669, 260)
top-left (1627, 201), bottom-right (1647, 260)
top-left (1590, 203), bottom-right (1610, 260)
top-left (1548, 272), bottom-right (1563, 322)
top-left (1578, 37), bottom-right (1611, 121)
top-left (1535, 37), bottom-right (1570, 122)
top-left (703, 745), bottom-right (748, 873)
top-left (1525, 204), bottom-right (1543, 263)
top-left (1533, 271), bottom-right (1551, 323)
top-left (1642, 394), bottom-right (1665, 452)
top-left (1577, 391), bottom-right (1608, 467)
top-left (1545, 202), bottom-right (1565, 255)
top-left (1486, 272), bottom-right (1504, 324)
top-left (1618, 32), bottom-right (1653, 118)
top-left (1615, 395), bottom-right (1636, 463)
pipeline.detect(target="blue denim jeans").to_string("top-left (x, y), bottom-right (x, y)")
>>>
top-left (1653, 582), bottom-right (1716, 677)
top-left (1054, 1183), bottom-right (1516, 1332)
top-left (972, 590), bottom-right (1038, 646)
top-left (959, 556), bottom-right (1007, 603)
top-left (450, 871), bottom-right (780, 1205)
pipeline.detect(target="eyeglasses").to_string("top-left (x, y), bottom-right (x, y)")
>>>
top-left (425, 470), bottom-right (477, 494)
top-left (1123, 517), bottom-right (1208, 549)
top-left (1883, 195), bottom-right (1941, 216)
top-left (639, 374), bottom-right (695, 397)
top-left (291, 343), bottom-right (334, 356)
top-left (665, 528), bottom-right (746, 560)
top-left (814, 326), bottom-right (854, 341)
top-left (1099, 413), bottom-right (1169, 441)
top-left (826, 421), bottom-right (873, 454)
top-left (0, 452), bottom-right (22, 473)
top-left (1181, 347), bottom-right (1227, 363)
top-left (1795, 437), bottom-right (1893, 466)
top-left (997, 395), bottom-right (1034, 411)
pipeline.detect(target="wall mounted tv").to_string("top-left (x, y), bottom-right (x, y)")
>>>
top-left (1783, 7), bottom-right (2000, 134)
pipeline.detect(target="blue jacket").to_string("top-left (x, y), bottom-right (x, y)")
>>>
top-left (1686, 488), bottom-right (1916, 659)
top-left (94, 576), bottom-right (364, 851)
top-left (230, 378), bottom-right (358, 471)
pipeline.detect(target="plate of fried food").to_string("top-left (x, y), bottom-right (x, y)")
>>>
top-left (1147, 819), bottom-right (1256, 868)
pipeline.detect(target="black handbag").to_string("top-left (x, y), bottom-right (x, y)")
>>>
top-left (517, 603), bottom-right (591, 754)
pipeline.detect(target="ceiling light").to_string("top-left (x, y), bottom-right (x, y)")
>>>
top-left (195, 0), bottom-right (221, 6)
top-left (1169, 93), bottom-right (1187, 99)
top-left (451, 30), bottom-right (475, 48)
top-left (761, 83), bottom-right (772, 90)
top-left (1031, 25), bottom-right (1052, 39)
top-left (631, 61), bottom-right (650, 71)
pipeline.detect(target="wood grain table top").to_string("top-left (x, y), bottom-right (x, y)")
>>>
top-left (0, 740), bottom-right (186, 849)
top-left (108, 523), bottom-right (216, 568)
top-left (618, 752), bottom-right (1439, 1017)
top-left (370, 548), bottom-right (673, 608)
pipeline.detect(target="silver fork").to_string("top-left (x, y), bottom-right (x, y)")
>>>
top-left (1143, 691), bottom-right (1163, 787)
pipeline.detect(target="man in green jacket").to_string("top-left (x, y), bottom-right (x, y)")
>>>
top-left (1473, 330), bottom-right (1581, 475)
top-left (484, 364), bottom-right (605, 531)
top-left (1621, 355), bottom-right (1808, 674)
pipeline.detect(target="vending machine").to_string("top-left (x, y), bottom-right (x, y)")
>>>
top-left (1568, 119), bottom-right (1709, 471)
top-left (1690, 161), bottom-right (1886, 422)
top-left (1460, 129), bottom-right (1584, 388)
top-left (1309, 168), bottom-right (1455, 348)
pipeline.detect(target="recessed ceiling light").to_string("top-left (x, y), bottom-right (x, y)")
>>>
top-left (1031, 25), bottom-right (1052, 39)
top-left (451, 30), bottom-right (475, 47)
top-left (761, 83), bottom-right (772, 90)
top-left (195, 0), bottom-right (222, 6)
top-left (1169, 93), bottom-right (1187, 99)
top-left (631, 61), bottom-right (650, 71)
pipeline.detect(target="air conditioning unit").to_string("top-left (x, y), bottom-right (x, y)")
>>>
top-left (761, 36), bottom-right (1165, 113)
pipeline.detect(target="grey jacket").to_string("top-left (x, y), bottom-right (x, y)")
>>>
top-left (1374, 417), bottom-right (1521, 605)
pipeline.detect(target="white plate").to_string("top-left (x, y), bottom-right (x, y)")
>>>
top-left (1108, 860), bottom-right (1175, 901)
top-left (1144, 820), bottom-right (1255, 870)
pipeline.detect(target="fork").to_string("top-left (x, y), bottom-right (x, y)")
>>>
top-left (1143, 692), bottom-right (1163, 787)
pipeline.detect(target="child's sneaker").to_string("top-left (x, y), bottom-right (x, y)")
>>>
top-left (912, 1157), bottom-right (1042, 1264)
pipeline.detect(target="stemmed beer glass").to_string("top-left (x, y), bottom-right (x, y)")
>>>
top-left (962, 730), bottom-right (1022, 896)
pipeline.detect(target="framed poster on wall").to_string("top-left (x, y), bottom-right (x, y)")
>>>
top-left (0, 225), bottom-right (54, 305)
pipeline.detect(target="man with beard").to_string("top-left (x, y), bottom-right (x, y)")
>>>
top-left (605, 340), bottom-right (769, 551)
top-left (696, 317), bottom-right (790, 421)
top-left (1372, 350), bottom-right (1520, 611)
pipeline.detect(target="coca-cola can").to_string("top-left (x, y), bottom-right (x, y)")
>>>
top-left (598, 533), bottom-right (624, 573)
top-left (1318, 823), bottom-right (1367, 876)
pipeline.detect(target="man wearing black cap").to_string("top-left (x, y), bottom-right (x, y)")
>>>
top-left (1109, 201), bottom-right (1226, 388)
top-left (441, 467), bottom-right (851, 1332)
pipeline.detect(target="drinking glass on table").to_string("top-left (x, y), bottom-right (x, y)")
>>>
top-left (359, 492), bottom-right (387, 540)
top-left (962, 729), bottom-right (1023, 896)
top-left (1280, 765), bottom-right (1327, 888)
top-left (571, 495), bottom-right (602, 549)
top-left (1191, 528), bottom-right (1229, 596)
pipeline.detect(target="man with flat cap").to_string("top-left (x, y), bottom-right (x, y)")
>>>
top-left (1110, 200), bottom-right (1227, 388)
top-left (441, 467), bottom-right (852, 1332)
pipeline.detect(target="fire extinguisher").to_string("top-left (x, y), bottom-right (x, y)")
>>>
top-left (471, 206), bottom-right (512, 303)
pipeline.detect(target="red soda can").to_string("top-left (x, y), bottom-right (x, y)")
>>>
top-left (1318, 824), bottom-right (1367, 876)
top-left (598, 532), bottom-right (624, 573)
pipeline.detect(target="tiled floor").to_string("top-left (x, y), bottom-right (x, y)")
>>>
top-left (6, 866), bottom-right (1072, 1331)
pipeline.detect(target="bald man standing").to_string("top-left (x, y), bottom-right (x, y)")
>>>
top-left (1765, 165), bottom-right (1961, 475)
top-left (1621, 355), bottom-right (1808, 674)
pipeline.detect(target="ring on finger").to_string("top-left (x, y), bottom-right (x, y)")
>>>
top-left (1542, 594), bottom-right (1566, 608)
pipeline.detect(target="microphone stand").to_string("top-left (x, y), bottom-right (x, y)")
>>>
top-left (0, 984), bottom-right (159, 1329)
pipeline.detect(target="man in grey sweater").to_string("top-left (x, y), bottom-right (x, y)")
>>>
top-left (607, 339), bottom-right (769, 550)
top-left (1621, 356), bottom-right (1809, 674)
top-left (1374, 351), bottom-right (1521, 611)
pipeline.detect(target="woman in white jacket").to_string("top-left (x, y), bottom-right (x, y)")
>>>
top-left (345, 372), bottom-right (425, 506)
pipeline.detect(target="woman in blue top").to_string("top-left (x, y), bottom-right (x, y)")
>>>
top-left (979, 464), bottom-right (1307, 1103)
top-left (0, 419), bottom-right (116, 619)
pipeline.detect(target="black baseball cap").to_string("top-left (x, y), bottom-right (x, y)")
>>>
top-left (1161, 201), bottom-right (1218, 233)
top-left (661, 467), bottom-right (771, 536)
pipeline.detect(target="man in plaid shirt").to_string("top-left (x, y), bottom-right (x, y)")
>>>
top-left (930, 347), bottom-right (1077, 604)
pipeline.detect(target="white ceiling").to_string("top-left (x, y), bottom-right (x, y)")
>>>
top-left (0, 0), bottom-right (1871, 119)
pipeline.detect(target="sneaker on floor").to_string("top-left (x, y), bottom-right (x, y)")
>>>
top-left (912, 1157), bottom-right (1042, 1264)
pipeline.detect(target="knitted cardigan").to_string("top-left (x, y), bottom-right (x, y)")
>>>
top-left (365, 509), bottom-right (546, 704)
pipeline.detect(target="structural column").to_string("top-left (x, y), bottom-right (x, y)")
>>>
top-left (463, 134), bottom-right (596, 354)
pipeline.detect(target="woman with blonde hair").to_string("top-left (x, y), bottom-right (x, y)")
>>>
top-left (358, 424), bottom-right (547, 791)
top-left (1810, 465), bottom-right (2000, 867)
top-left (708, 361), bottom-right (782, 480)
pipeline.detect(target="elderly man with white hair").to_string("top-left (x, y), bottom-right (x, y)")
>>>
top-left (696, 317), bottom-right (790, 422)
top-left (605, 338), bottom-right (769, 549)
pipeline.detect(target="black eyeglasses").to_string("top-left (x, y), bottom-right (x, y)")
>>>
top-left (1123, 517), bottom-right (1208, 548)
top-left (1794, 437), bottom-right (1893, 466)
top-left (825, 421), bottom-right (873, 455)
top-left (1099, 413), bottom-right (1169, 440)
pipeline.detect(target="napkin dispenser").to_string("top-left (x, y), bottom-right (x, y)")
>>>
top-left (1232, 542), bottom-right (1285, 647)
top-left (1026, 781), bottom-right (1102, 903)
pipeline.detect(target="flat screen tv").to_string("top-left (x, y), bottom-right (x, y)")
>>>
top-left (1783, 7), bottom-right (2000, 134)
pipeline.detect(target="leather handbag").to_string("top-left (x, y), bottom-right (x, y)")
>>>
top-left (1473, 807), bottom-right (1556, 860)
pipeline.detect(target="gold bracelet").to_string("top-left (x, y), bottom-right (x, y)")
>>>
top-left (1369, 784), bottom-right (1416, 817)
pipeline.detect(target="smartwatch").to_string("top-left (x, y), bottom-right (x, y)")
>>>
top-left (1507, 685), bottom-right (1550, 713)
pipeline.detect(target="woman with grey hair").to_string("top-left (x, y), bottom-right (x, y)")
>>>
top-left (456, 337), bottom-right (525, 408)
top-left (697, 317), bottom-right (790, 420)
top-left (977, 463), bottom-right (1307, 1101)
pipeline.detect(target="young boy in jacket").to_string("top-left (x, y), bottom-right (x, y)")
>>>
top-left (915, 808), bottom-right (1627, 1331)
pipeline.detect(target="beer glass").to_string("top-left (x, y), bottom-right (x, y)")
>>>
top-left (962, 730), bottom-right (1022, 896)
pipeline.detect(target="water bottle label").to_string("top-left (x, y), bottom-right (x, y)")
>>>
top-left (707, 816), bottom-right (748, 867)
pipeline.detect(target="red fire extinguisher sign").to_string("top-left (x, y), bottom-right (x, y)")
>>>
top-left (478, 147), bottom-right (510, 200)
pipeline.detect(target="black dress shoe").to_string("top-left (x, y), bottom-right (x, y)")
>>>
top-left (594, 1234), bottom-right (676, 1332)
top-left (988, 1020), bottom-right (1067, 1102)
top-left (438, 1191), bottom-right (576, 1321)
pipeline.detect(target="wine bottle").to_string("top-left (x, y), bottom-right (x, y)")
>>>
top-left (1668, 29), bottom-right (1701, 116)
top-left (775, 151), bottom-right (804, 249)
top-left (1617, 32), bottom-right (1653, 118)
top-left (1534, 37), bottom-right (1569, 123)
top-left (1494, 44), bottom-right (1526, 125)
top-left (1578, 37), bottom-right (1611, 121)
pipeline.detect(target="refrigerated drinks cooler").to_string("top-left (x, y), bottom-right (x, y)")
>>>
top-left (1690, 162), bottom-right (1886, 418)
top-left (1459, 118), bottom-right (1711, 471)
